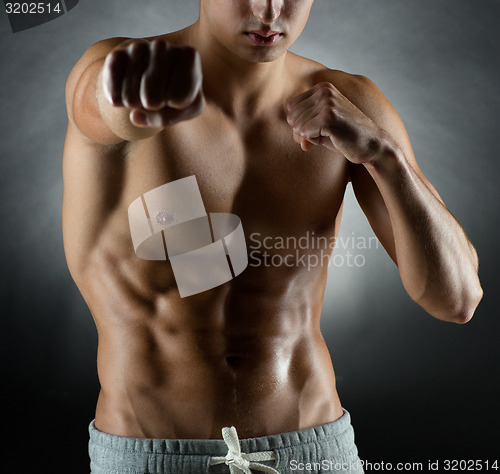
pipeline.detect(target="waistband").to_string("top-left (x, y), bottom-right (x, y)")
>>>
top-left (89, 408), bottom-right (353, 457)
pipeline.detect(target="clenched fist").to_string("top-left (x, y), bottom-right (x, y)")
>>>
top-left (101, 39), bottom-right (204, 128)
top-left (286, 82), bottom-right (391, 164)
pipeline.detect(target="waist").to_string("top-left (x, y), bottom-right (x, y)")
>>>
top-left (94, 330), bottom-right (341, 439)
top-left (90, 408), bottom-right (353, 453)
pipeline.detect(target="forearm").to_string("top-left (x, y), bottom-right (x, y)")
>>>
top-left (364, 142), bottom-right (483, 323)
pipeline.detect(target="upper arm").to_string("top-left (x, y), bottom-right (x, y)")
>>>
top-left (332, 73), bottom-right (445, 264)
top-left (65, 36), bottom-right (129, 145)
top-left (62, 122), bottom-right (130, 283)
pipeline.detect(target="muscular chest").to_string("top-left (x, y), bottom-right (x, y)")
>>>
top-left (123, 111), bottom-right (349, 240)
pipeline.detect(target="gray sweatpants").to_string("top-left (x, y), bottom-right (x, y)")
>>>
top-left (88, 408), bottom-right (364, 473)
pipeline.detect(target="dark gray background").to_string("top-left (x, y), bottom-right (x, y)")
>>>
top-left (1, 0), bottom-right (498, 471)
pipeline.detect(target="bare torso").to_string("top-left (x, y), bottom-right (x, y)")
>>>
top-left (63, 32), bottom-right (357, 440)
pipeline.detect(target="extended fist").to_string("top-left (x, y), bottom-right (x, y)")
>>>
top-left (286, 82), bottom-right (389, 164)
top-left (102, 39), bottom-right (204, 128)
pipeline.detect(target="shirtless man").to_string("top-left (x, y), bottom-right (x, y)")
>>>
top-left (63, 1), bottom-right (483, 472)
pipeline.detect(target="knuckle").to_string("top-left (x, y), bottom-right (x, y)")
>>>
top-left (149, 39), bottom-right (168, 60)
top-left (106, 50), bottom-right (126, 70)
top-left (320, 81), bottom-right (335, 90)
top-left (150, 38), bottom-right (163, 48)
top-left (323, 97), bottom-right (336, 108)
top-left (126, 42), bottom-right (137, 55)
top-left (107, 49), bottom-right (122, 62)
top-left (128, 41), bottom-right (149, 58)
top-left (319, 85), bottom-right (335, 99)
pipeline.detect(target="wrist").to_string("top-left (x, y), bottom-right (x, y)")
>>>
top-left (363, 133), bottom-right (405, 174)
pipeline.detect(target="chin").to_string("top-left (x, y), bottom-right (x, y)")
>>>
top-left (252, 51), bottom-right (285, 63)
top-left (238, 46), bottom-right (288, 63)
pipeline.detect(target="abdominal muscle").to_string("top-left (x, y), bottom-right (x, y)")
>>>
top-left (89, 250), bottom-right (344, 440)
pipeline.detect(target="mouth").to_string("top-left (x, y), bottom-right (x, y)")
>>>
top-left (245, 30), bottom-right (283, 46)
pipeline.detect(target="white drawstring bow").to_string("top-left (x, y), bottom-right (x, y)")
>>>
top-left (209, 426), bottom-right (279, 474)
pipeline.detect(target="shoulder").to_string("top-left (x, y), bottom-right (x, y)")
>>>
top-left (66, 36), bottom-right (130, 107)
top-left (285, 52), bottom-right (369, 91)
top-left (286, 53), bottom-right (393, 119)
top-left (314, 68), bottom-right (396, 126)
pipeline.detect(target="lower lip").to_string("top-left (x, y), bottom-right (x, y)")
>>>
top-left (246, 32), bottom-right (282, 46)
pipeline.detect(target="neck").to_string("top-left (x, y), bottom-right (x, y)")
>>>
top-left (187, 21), bottom-right (289, 119)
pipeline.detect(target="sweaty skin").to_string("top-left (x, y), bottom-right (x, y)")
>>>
top-left (63, 2), bottom-right (482, 440)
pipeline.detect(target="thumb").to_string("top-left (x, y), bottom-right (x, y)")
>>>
top-left (301, 137), bottom-right (323, 152)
